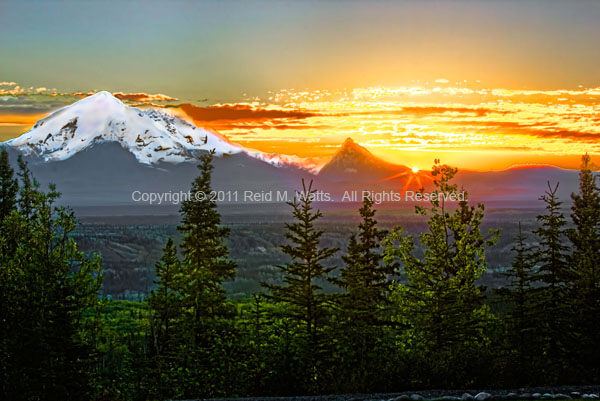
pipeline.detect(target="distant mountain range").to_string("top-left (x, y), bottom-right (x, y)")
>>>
top-left (1, 92), bottom-right (580, 209)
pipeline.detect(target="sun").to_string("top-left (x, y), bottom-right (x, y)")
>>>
top-left (380, 166), bottom-right (433, 194)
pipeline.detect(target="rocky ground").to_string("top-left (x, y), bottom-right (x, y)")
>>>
top-left (193, 386), bottom-right (600, 401)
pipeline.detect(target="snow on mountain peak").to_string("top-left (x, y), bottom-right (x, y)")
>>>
top-left (6, 91), bottom-right (249, 165)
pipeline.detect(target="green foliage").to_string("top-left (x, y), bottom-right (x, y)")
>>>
top-left (7, 151), bottom-right (600, 399)
top-left (143, 150), bottom-right (241, 400)
top-left (0, 148), bottom-right (17, 221)
top-left (0, 155), bottom-right (103, 401)
top-left (566, 154), bottom-right (600, 379)
top-left (262, 179), bottom-right (339, 393)
top-left (338, 195), bottom-right (392, 320)
top-left (496, 222), bottom-right (541, 384)
top-left (147, 237), bottom-right (184, 399)
top-left (335, 196), bottom-right (394, 391)
top-left (533, 182), bottom-right (572, 377)
top-left (93, 300), bottom-right (151, 401)
top-left (148, 237), bottom-right (182, 355)
top-left (179, 149), bottom-right (236, 295)
top-left (384, 160), bottom-right (500, 387)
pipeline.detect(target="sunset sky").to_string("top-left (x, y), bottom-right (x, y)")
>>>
top-left (1, 0), bottom-right (599, 170)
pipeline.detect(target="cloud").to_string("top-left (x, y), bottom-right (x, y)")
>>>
top-left (443, 120), bottom-right (540, 129)
top-left (434, 78), bottom-right (449, 84)
top-left (0, 86), bottom-right (25, 95)
top-left (491, 87), bottom-right (600, 97)
top-left (70, 91), bottom-right (178, 102)
top-left (522, 128), bottom-right (600, 142)
top-left (112, 92), bottom-right (178, 102)
top-left (397, 106), bottom-right (504, 117)
top-left (208, 121), bottom-right (331, 132)
top-left (443, 119), bottom-right (600, 142)
top-left (178, 103), bottom-right (317, 122)
top-left (0, 94), bottom-right (77, 115)
top-left (342, 106), bottom-right (507, 118)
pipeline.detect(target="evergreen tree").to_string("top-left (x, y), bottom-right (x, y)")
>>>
top-left (336, 196), bottom-right (392, 391)
top-left (498, 222), bottom-right (540, 383)
top-left (384, 160), bottom-right (499, 386)
top-left (149, 237), bottom-right (182, 355)
top-left (262, 179), bottom-right (338, 393)
top-left (178, 149), bottom-right (236, 319)
top-left (566, 154), bottom-right (600, 379)
top-left (176, 149), bottom-right (237, 398)
top-left (0, 158), bottom-right (103, 401)
top-left (148, 237), bottom-right (183, 398)
top-left (533, 182), bottom-right (571, 378)
top-left (0, 148), bottom-right (18, 222)
top-left (339, 195), bottom-right (391, 321)
top-left (248, 293), bottom-right (268, 395)
top-left (0, 148), bottom-right (18, 392)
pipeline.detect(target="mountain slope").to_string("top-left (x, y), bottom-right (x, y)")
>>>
top-left (6, 91), bottom-right (303, 167)
top-left (318, 137), bottom-right (409, 181)
top-left (2, 142), bottom-right (309, 207)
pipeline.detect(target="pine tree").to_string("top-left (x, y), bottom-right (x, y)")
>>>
top-left (336, 196), bottom-right (391, 391)
top-left (16, 155), bottom-right (36, 220)
top-left (0, 158), bottom-right (103, 400)
top-left (149, 237), bottom-right (182, 353)
top-left (533, 182), bottom-right (571, 379)
top-left (262, 179), bottom-right (338, 392)
top-left (148, 237), bottom-right (184, 399)
top-left (498, 222), bottom-right (540, 382)
top-left (178, 149), bottom-right (236, 322)
top-left (248, 293), bottom-right (267, 395)
top-left (339, 196), bottom-right (391, 321)
top-left (566, 154), bottom-right (600, 379)
top-left (384, 160), bottom-right (499, 386)
top-left (176, 149), bottom-right (237, 398)
top-left (0, 148), bottom-right (18, 222)
top-left (0, 148), bottom-right (18, 392)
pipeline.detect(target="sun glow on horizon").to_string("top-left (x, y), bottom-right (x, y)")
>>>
top-left (2, 81), bottom-right (599, 171)
top-left (381, 167), bottom-right (434, 194)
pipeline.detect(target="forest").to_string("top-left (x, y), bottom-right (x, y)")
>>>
top-left (1, 148), bottom-right (599, 401)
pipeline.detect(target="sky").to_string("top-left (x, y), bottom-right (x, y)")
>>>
top-left (1, 0), bottom-right (599, 170)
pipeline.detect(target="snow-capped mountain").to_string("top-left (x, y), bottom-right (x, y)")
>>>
top-left (6, 91), bottom-right (296, 167)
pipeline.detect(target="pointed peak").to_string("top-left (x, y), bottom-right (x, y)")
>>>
top-left (88, 90), bottom-right (116, 99)
top-left (342, 137), bottom-right (358, 147)
top-left (319, 136), bottom-right (407, 177)
top-left (338, 137), bottom-right (367, 154)
top-left (337, 137), bottom-right (369, 155)
top-left (82, 91), bottom-right (124, 104)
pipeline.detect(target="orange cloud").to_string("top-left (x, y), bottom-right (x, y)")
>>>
top-left (373, 106), bottom-right (508, 117)
top-left (112, 92), bottom-right (178, 102)
top-left (175, 103), bottom-right (322, 132)
top-left (520, 128), bottom-right (600, 142)
top-left (178, 103), bottom-right (317, 122)
top-left (70, 91), bottom-right (177, 102)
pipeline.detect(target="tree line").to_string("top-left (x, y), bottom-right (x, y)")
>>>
top-left (0, 148), bottom-right (599, 401)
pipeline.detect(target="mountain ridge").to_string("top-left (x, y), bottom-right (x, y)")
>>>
top-left (0, 94), bottom-right (582, 207)
top-left (5, 91), bottom-right (308, 170)
top-left (318, 137), bottom-right (410, 180)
